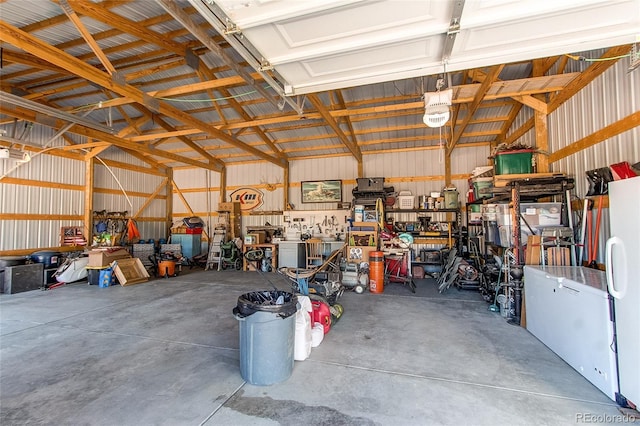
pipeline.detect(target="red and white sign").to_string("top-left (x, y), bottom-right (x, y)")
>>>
top-left (229, 187), bottom-right (264, 211)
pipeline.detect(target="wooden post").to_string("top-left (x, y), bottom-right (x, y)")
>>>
top-left (84, 157), bottom-right (94, 244)
top-left (445, 150), bottom-right (452, 185)
top-left (219, 167), bottom-right (227, 203)
top-left (166, 168), bottom-right (173, 236)
top-left (283, 162), bottom-right (290, 210)
top-left (534, 111), bottom-right (549, 172)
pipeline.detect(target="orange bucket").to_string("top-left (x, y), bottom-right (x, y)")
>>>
top-left (158, 260), bottom-right (176, 277)
top-left (369, 251), bottom-right (385, 293)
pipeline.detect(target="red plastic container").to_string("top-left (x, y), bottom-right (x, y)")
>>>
top-left (311, 300), bottom-right (331, 334)
top-left (186, 227), bottom-right (203, 234)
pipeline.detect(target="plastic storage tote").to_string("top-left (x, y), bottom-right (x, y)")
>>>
top-left (494, 150), bottom-right (534, 175)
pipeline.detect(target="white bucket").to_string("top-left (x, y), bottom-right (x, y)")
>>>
top-left (311, 322), bottom-right (324, 347)
top-left (496, 294), bottom-right (508, 318)
top-left (294, 296), bottom-right (312, 361)
top-left (354, 205), bottom-right (364, 222)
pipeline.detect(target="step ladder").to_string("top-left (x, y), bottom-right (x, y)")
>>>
top-left (206, 227), bottom-right (227, 271)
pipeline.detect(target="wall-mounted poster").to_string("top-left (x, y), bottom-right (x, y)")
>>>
top-left (301, 180), bottom-right (342, 203)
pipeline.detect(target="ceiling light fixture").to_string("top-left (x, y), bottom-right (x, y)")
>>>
top-left (423, 88), bottom-right (453, 128)
top-left (0, 147), bottom-right (30, 162)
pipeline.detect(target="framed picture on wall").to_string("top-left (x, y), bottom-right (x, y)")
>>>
top-left (301, 180), bottom-right (342, 203)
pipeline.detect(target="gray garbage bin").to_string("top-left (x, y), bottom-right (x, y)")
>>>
top-left (233, 290), bottom-right (298, 385)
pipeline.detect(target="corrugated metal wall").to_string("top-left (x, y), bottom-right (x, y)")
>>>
top-left (172, 167), bottom-right (220, 234)
top-left (0, 127), bottom-right (170, 251)
top-left (171, 145), bottom-right (490, 235)
top-left (507, 60), bottom-right (639, 264)
top-left (290, 156), bottom-right (358, 210)
top-left (0, 126), bottom-right (85, 251)
top-left (93, 150), bottom-right (169, 242)
top-left (549, 60), bottom-right (639, 197)
top-left (550, 60), bottom-right (639, 264)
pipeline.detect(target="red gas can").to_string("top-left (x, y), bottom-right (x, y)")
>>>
top-left (311, 300), bottom-right (331, 334)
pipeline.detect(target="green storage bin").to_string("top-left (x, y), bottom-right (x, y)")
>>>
top-left (494, 150), bottom-right (533, 175)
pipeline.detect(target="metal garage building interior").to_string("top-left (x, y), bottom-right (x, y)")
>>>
top-left (1, 1), bottom-right (639, 425)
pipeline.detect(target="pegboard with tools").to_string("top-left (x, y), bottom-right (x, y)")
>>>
top-left (282, 210), bottom-right (349, 240)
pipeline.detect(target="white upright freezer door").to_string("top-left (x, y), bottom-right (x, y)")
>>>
top-left (606, 176), bottom-right (640, 407)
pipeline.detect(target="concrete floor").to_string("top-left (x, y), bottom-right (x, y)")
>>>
top-left (0, 270), bottom-right (625, 425)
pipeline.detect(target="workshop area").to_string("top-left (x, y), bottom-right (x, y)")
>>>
top-left (1, 1), bottom-right (639, 425)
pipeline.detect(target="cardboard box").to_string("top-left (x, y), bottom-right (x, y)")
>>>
top-left (111, 258), bottom-right (149, 286)
top-left (247, 232), bottom-right (265, 244)
top-left (347, 246), bottom-right (377, 262)
top-left (218, 202), bottom-right (240, 213)
top-left (88, 248), bottom-right (131, 267)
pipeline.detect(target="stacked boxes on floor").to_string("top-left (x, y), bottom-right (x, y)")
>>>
top-left (86, 248), bottom-right (131, 286)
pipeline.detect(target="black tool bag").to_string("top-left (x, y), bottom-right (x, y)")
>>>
top-left (182, 216), bottom-right (204, 228)
top-left (585, 167), bottom-right (613, 196)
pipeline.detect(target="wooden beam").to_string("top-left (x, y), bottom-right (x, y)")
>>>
top-left (155, 0), bottom-right (288, 113)
top-left (549, 110), bottom-right (640, 163)
top-left (0, 49), bottom-right (69, 74)
top-left (58, 140), bottom-right (111, 151)
top-left (93, 187), bottom-right (166, 199)
top-left (0, 214), bottom-right (83, 221)
top-left (0, 176), bottom-right (81, 192)
top-left (0, 104), bottom-right (217, 171)
top-left (66, 0), bottom-right (187, 56)
top-left (473, 69), bottom-right (547, 113)
top-left (133, 108), bottom-right (225, 169)
top-left (307, 93), bottom-right (362, 162)
top-left (0, 21), bottom-right (285, 167)
top-left (495, 102), bottom-right (524, 143)
top-left (448, 64), bottom-right (504, 154)
top-left (548, 45), bottom-right (630, 113)
top-left (133, 178), bottom-right (168, 219)
top-left (512, 95), bottom-right (548, 114)
top-left (505, 116), bottom-right (534, 145)
top-left (90, 73), bottom-right (258, 110)
top-left (59, 0), bottom-right (116, 74)
top-left (334, 89), bottom-right (363, 177)
top-left (128, 129), bottom-right (202, 142)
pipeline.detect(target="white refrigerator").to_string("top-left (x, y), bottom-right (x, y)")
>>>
top-left (606, 176), bottom-right (640, 408)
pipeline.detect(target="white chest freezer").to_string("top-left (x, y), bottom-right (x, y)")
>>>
top-left (524, 265), bottom-right (618, 401)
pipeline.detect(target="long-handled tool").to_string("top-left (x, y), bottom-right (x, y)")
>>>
top-left (577, 199), bottom-right (590, 265)
top-left (587, 196), bottom-right (604, 268)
